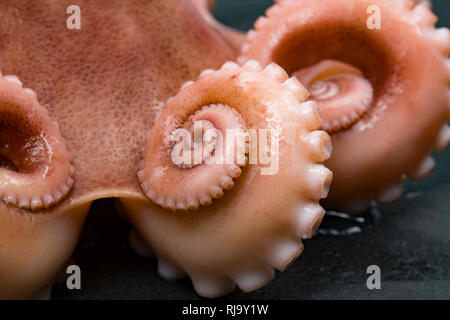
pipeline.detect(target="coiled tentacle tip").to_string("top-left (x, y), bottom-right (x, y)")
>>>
top-left (139, 102), bottom-right (247, 212)
top-left (129, 61), bottom-right (332, 297)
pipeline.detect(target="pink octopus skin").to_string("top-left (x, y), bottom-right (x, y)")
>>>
top-left (0, 0), bottom-right (235, 299)
top-left (0, 0), bottom-right (332, 298)
top-left (239, 0), bottom-right (450, 214)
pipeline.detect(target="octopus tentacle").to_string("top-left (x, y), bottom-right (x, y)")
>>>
top-left (239, 0), bottom-right (450, 214)
top-left (190, 0), bottom-right (246, 52)
top-left (125, 60), bottom-right (332, 297)
top-left (293, 60), bottom-right (373, 133)
top-left (139, 101), bottom-right (247, 211)
top-left (0, 74), bottom-right (74, 211)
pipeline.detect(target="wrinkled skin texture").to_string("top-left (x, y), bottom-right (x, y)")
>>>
top-left (0, 0), bottom-right (234, 299)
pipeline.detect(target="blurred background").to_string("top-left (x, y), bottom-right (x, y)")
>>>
top-left (53, 0), bottom-right (450, 299)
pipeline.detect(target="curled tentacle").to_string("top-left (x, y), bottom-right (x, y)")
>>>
top-left (293, 60), bottom-right (373, 133)
top-left (239, 0), bottom-right (450, 214)
top-left (126, 60), bottom-right (332, 297)
top-left (0, 74), bottom-right (74, 211)
top-left (190, 0), bottom-right (246, 52)
top-left (139, 102), bottom-right (247, 211)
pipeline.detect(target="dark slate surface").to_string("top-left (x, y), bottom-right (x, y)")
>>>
top-left (52, 0), bottom-right (450, 299)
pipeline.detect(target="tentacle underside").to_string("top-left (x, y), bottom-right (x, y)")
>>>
top-left (139, 103), bottom-right (248, 211)
top-left (239, 0), bottom-right (450, 214)
top-left (123, 60), bottom-right (333, 297)
top-left (0, 73), bottom-right (74, 211)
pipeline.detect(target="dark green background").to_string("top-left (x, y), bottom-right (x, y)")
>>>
top-left (53, 0), bottom-right (450, 300)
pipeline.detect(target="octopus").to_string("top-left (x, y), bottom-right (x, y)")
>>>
top-left (0, 0), bottom-right (448, 299)
top-left (237, 0), bottom-right (450, 213)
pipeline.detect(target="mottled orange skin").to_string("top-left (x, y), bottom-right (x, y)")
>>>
top-left (0, 0), bottom-right (234, 298)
